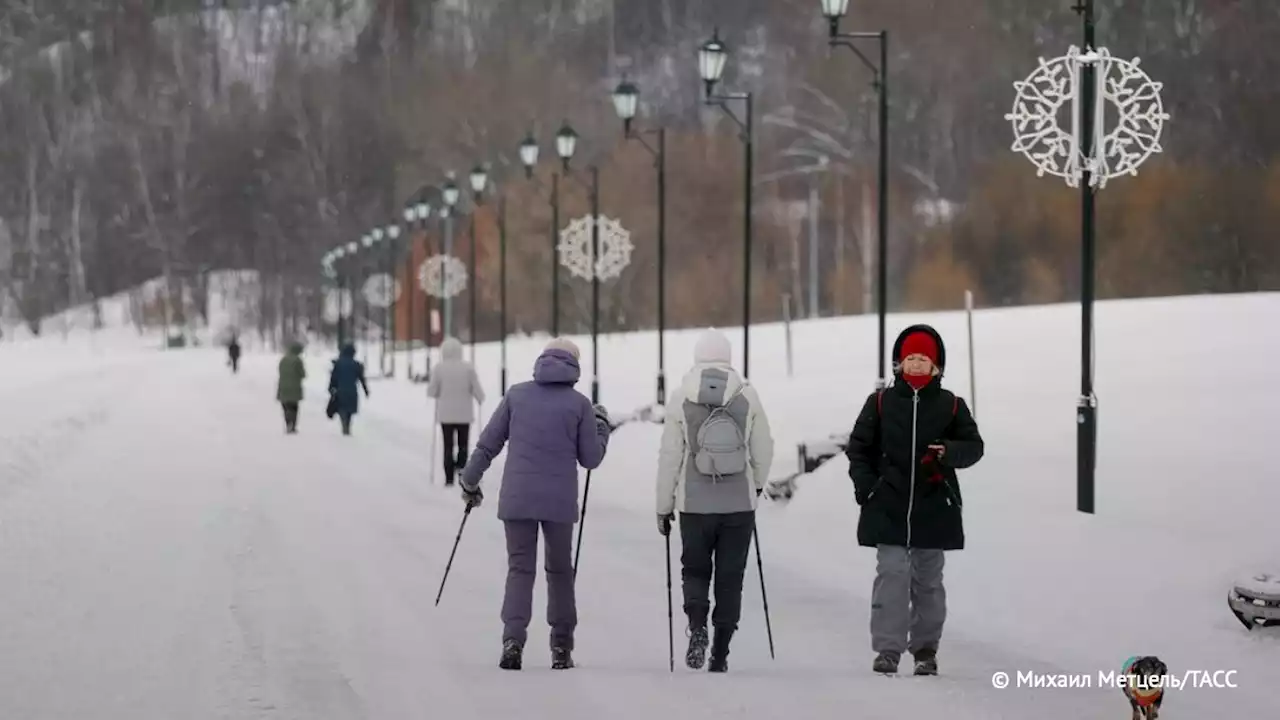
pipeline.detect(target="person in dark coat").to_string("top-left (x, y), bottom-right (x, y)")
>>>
top-left (276, 341), bottom-right (306, 433)
top-left (845, 324), bottom-right (984, 677)
top-left (227, 336), bottom-right (241, 373)
top-left (327, 343), bottom-right (369, 436)
top-left (459, 337), bottom-right (611, 672)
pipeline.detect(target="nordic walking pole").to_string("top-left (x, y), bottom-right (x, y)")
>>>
top-left (752, 524), bottom-right (775, 659)
top-left (573, 470), bottom-right (592, 577)
top-left (435, 504), bottom-right (472, 606)
top-left (666, 531), bottom-right (675, 672)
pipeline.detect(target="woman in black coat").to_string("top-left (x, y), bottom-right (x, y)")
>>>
top-left (327, 344), bottom-right (369, 435)
top-left (845, 324), bottom-right (984, 676)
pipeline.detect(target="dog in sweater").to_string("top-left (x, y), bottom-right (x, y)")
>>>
top-left (1121, 655), bottom-right (1167, 720)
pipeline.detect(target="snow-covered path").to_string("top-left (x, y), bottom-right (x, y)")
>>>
top-left (0, 353), bottom-right (1103, 719)
top-left (1, 293), bottom-right (1278, 718)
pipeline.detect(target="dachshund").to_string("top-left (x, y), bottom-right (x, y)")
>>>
top-left (1122, 655), bottom-right (1167, 720)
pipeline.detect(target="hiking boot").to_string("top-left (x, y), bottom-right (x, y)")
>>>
top-left (912, 648), bottom-right (938, 676)
top-left (708, 626), bottom-right (734, 673)
top-left (685, 625), bottom-right (709, 670)
top-left (498, 639), bottom-right (523, 670)
top-left (872, 651), bottom-right (900, 674)
top-left (550, 646), bottom-right (574, 670)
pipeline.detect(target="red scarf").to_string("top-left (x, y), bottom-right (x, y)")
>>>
top-left (902, 372), bottom-right (932, 391)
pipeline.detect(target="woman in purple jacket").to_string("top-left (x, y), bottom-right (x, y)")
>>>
top-left (459, 337), bottom-right (611, 671)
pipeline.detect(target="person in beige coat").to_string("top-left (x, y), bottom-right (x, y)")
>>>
top-left (655, 328), bottom-right (773, 673)
top-left (428, 337), bottom-right (486, 485)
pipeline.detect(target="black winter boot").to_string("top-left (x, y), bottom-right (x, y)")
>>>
top-left (872, 651), bottom-right (900, 674)
top-left (685, 625), bottom-right (709, 670)
top-left (912, 648), bottom-right (938, 676)
top-left (498, 639), bottom-right (523, 670)
top-left (708, 626), bottom-right (734, 673)
top-left (550, 646), bottom-right (574, 670)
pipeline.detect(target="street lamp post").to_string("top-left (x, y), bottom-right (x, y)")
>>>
top-left (323, 249), bottom-right (343, 347)
top-left (498, 190), bottom-right (509, 394)
top-left (611, 79), bottom-right (668, 406)
top-left (556, 121), bottom-right (602, 405)
top-left (384, 223), bottom-right (401, 377)
top-left (402, 205), bottom-right (418, 379)
top-left (366, 229), bottom-right (382, 370)
top-left (345, 240), bottom-right (359, 348)
top-left (698, 33), bottom-right (772, 659)
top-left (519, 133), bottom-right (563, 337)
top-left (415, 200), bottom-right (434, 379)
top-left (819, 0), bottom-right (890, 389)
top-left (468, 165), bottom-right (489, 362)
top-left (699, 29), bottom-right (755, 379)
top-left (441, 177), bottom-right (461, 340)
top-left (1076, 0), bottom-right (1098, 515)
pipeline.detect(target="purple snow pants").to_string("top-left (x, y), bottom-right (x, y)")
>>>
top-left (502, 519), bottom-right (577, 650)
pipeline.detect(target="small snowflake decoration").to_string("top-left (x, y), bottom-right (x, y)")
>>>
top-left (1006, 46), bottom-right (1169, 189)
top-left (362, 273), bottom-right (401, 308)
top-left (557, 215), bottom-right (634, 281)
top-left (417, 254), bottom-right (467, 298)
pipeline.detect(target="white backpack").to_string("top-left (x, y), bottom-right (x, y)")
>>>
top-left (693, 393), bottom-right (748, 480)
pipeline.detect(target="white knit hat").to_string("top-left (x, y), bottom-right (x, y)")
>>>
top-left (693, 328), bottom-right (732, 365)
top-left (544, 337), bottom-right (581, 359)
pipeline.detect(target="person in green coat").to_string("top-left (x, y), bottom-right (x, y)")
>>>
top-left (277, 342), bottom-right (306, 433)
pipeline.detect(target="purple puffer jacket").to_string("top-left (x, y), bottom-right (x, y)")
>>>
top-left (460, 348), bottom-right (610, 523)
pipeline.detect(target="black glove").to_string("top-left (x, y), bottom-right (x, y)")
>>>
top-left (461, 484), bottom-right (483, 509)
top-left (592, 403), bottom-right (610, 424)
top-left (657, 513), bottom-right (673, 536)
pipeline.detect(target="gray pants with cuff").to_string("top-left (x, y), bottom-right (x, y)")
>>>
top-left (870, 544), bottom-right (946, 656)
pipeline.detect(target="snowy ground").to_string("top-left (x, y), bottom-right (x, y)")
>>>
top-left (0, 293), bottom-right (1277, 719)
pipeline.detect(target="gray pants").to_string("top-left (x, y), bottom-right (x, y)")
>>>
top-left (870, 544), bottom-right (946, 655)
top-left (501, 520), bottom-right (576, 650)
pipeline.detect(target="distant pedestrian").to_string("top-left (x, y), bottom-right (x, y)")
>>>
top-left (228, 335), bottom-right (241, 374)
top-left (327, 343), bottom-right (369, 436)
top-left (276, 341), bottom-right (306, 434)
top-left (655, 328), bottom-right (774, 673)
top-left (427, 337), bottom-right (486, 486)
top-left (459, 337), bottom-right (611, 672)
top-left (845, 324), bottom-right (984, 676)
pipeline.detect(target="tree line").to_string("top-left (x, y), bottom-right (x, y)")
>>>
top-left (1, 0), bottom-right (1275, 342)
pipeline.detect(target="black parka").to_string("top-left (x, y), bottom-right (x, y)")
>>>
top-left (845, 324), bottom-right (984, 550)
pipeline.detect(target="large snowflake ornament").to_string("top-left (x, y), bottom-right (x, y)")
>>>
top-left (362, 273), bottom-right (401, 308)
top-left (557, 215), bottom-right (634, 281)
top-left (1006, 46), bottom-right (1169, 189)
top-left (417, 254), bottom-right (467, 299)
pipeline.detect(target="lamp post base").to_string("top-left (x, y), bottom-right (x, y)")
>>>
top-left (1076, 395), bottom-right (1097, 514)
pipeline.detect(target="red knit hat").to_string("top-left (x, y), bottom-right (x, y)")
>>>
top-left (899, 331), bottom-right (939, 366)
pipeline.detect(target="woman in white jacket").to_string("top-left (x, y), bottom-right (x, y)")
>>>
top-left (427, 337), bottom-right (486, 485)
top-left (655, 328), bottom-right (773, 673)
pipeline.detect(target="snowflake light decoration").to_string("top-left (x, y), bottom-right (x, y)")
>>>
top-left (362, 273), bottom-right (401, 308)
top-left (1005, 46), bottom-right (1169, 189)
top-left (322, 288), bottom-right (352, 323)
top-left (557, 215), bottom-right (634, 281)
top-left (417, 254), bottom-right (467, 298)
